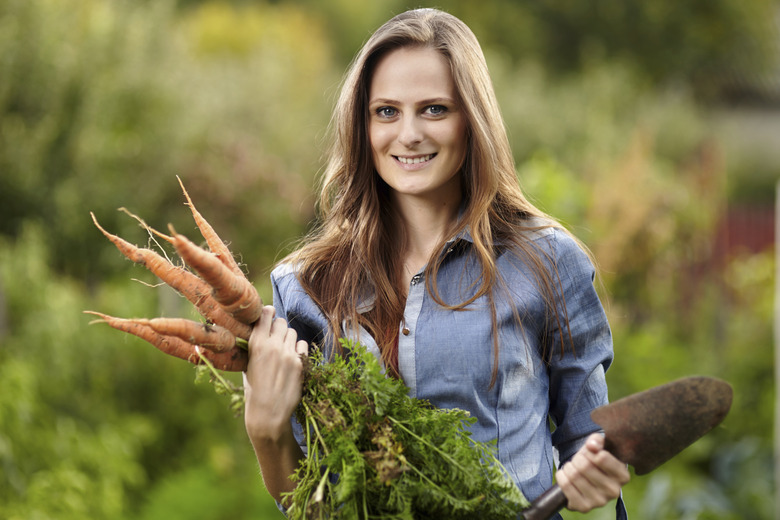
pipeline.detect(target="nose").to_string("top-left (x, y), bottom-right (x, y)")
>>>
top-left (397, 116), bottom-right (423, 148)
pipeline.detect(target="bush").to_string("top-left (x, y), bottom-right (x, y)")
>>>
top-left (0, 224), bottom-right (282, 518)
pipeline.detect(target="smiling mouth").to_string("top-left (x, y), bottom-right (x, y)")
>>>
top-left (395, 153), bottom-right (436, 165)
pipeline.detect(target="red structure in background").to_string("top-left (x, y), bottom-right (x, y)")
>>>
top-left (712, 205), bottom-right (775, 265)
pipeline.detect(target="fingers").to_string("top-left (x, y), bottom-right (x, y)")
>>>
top-left (248, 306), bottom-right (301, 355)
top-left (558, 433), bottom-right (630, 513)
top-left (249, 305), bottom-right (276, 343)
top-left (251, 305), bottom-right (284, 341)
top-left (243, 305), bottom-right (308, 440)
top-left (295, 339), bottom-right (309, 357)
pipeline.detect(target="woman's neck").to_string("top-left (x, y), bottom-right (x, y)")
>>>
top-left (393, 191), bottom-right (461, 280)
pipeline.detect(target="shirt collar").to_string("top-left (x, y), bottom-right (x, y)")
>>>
top-left (355, 230), bottom-right (472, 315)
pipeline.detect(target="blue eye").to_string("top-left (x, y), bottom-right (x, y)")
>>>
top-left (426, 105), bottom-right (447, 115)
top-left (376, 106), bottom-right (397, 118)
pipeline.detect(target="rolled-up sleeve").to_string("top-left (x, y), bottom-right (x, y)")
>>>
top-left (545, 232), bottom-right (613, 463)
top-left (544, 232), bottom-right (627, 519)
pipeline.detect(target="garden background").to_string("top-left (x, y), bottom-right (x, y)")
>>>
top-left (1, 0), bottom-right (779, 518)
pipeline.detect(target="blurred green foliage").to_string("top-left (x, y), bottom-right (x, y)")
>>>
top-left (0, 0), bottom-right (777, 518)
top-left (0, 0), bottom-right (334, 283)
top-left (236, 0), bottom-right (779, 98)
top-left (0, 224), bottom-right (284, 519)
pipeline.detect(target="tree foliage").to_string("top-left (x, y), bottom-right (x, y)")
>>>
top-left (0, 0), bottom-right (776, 518)
top-left (0, 0), bottom-right (335, 282)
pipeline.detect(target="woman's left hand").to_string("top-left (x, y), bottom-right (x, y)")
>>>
top-left (556, 433), bottom-right (631, 513)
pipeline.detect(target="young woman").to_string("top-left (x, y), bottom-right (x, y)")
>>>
top-left (243, 8), bottom-right (630, 518)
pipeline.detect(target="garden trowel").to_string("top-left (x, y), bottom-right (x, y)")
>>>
top-left (521, 376), bottom-right (733, 520)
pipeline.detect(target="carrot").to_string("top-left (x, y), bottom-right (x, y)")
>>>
top-left (177, 176), bottom-right (244, 278)
top-left (139, 317), bottom-right (237, 353)
top-left (89, 184), bottom-right (261, 375)
top-left (129, 215), bottom-right (260, 327)
top-left (91, 211), bottom-right (183, 279)
top-left (90, 212), bottom-right (252, 339)
top-left (190, 294), bottom-right (253, 340)
top-left (169, 225), bottom-right (262, 325)
top-left (85, 311), bottom-right (248, 372)
top-left (114, 211), bottom-right (254, 339)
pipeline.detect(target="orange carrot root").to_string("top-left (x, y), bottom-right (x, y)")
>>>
top-left (192, 294), bottom-right (253, 340)
top-left (91, 212), bottom-right (173, 271)
top-left (90, 212), bottom-right (252, 339)
top-left (85, 311), bottom-right (248, 371)
top-left (193, 344), bottom-right (248, 372)
top-left (177, 176), bottom-right (244, 277)
top-left (169, 225), bottom-right (262, 324)
top-left (118, 207), bottom-right (176, 246)
top-left (85, 311), bottom-right (203, 363)
top-left (140, 317), bottom-right (237, 353)
top-left (90, 184), bottom-right (259, 373)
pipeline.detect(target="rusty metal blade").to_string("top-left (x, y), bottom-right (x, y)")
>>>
top-left (522, 376), bottom-right (732, 520)
top-left (591, 376), bottom-right (733, 475)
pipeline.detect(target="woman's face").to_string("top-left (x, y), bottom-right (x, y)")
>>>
top-left (368, 46), bottom-right (467, 205)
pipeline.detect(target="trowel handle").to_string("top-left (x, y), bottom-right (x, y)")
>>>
top-left (521, 484), bottom-right (566, 520)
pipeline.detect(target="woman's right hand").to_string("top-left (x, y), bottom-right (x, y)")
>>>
top-left (243, 305), bottom-right (308, 442)
top-left (242, 305), bottom-right (308, 502)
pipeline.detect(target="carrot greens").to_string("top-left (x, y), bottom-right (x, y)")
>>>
top-left (286, 339), bottom-right (529, 519)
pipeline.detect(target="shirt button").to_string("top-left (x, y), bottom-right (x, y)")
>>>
top-left (402, 327), bottom-right (410, 336)
top-left (411, 275), bottom-right (420, 285)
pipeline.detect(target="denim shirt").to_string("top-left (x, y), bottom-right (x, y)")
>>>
top-left (271, 223), bottom-right (627, 519)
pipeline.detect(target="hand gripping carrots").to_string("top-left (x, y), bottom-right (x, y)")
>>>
top-left (85, 177), bottom-right (259, 372)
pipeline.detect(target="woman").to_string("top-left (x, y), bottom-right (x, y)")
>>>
top-left (243, 8), bottom-right (630, 518)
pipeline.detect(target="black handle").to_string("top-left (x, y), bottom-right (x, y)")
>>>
top-left (521, 484), bottom-right (567, 520)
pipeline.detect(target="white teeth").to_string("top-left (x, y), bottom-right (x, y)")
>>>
top-left (397, 154), bottom-right (434, 165)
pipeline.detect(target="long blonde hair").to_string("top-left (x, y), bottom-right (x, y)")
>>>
top-left (287, 8), bottom-right (580, 382)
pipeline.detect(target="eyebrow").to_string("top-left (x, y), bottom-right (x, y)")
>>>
top-left (368, 97), bottom-right (456, 106)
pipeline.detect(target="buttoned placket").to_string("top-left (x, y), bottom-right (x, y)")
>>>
top-left (398, 243), bottom-right (457, 397)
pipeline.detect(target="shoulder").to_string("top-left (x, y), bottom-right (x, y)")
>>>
top-left (271, 261), bottom-right (299, 284)
top-left (270, 262), bottom-right (330, 346)
top-left (514, 217), bottom-right (586, 256)
top-left (270, 262), bottom-right (307, 308)
top-left (516, 215), bottom-right (557, 242)
top-left (505, 218), bottom-right (595, 278)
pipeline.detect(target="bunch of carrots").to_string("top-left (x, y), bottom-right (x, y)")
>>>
top-left (86, 177), bottom-right (257, 376)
